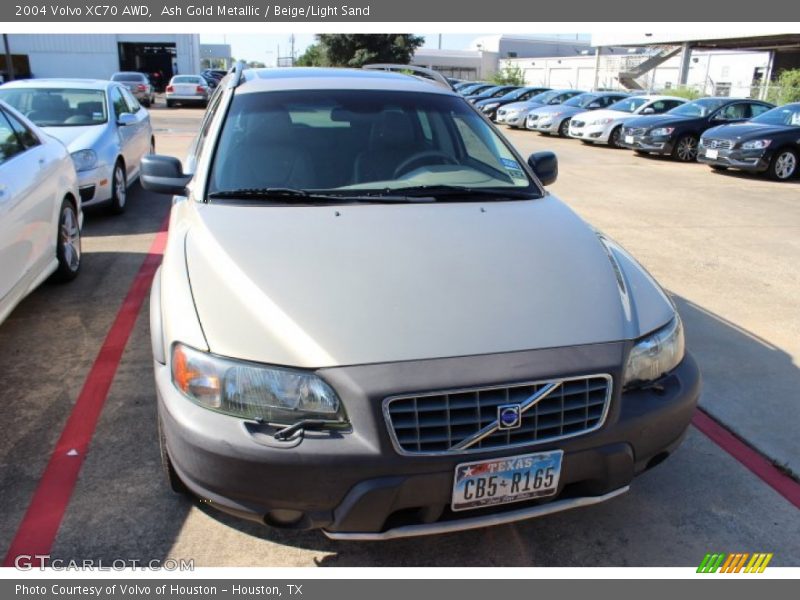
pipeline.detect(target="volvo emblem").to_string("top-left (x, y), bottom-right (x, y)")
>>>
top-left (497, 404), bottom-right (522, 430)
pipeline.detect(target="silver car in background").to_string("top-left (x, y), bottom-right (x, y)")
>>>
top-left (165, 75), bottom-right (210, 108)
top-left (526, 92), bottom-right (630, 136)
top-left (111, 72), bottom-right (156, 107)
top-left (0, 79), bottom-right (154, 214)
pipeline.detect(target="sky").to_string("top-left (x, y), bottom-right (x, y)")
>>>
top-left (199, 33), bottom-right (588, 66)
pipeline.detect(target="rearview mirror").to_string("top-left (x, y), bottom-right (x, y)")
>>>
top-left (117, 113), bottom-right (137, 126)
top-left (528, 151), bottom-right (558, 186)
top-left (588, 102), bottom-right (602, 109)
top-left (141, 155), bottom-right (192, 195)
top-left (641, 107), bottom-right (655, 115)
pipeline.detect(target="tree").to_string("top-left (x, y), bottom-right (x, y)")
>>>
top-left (313, 34), bottom-right (425, 68)
top-left (771, 68), bottom-right (800, 104)
top-left (296, 43), bottom-right (327, 67)
top-left (491, 65), bottom-right (525, 86)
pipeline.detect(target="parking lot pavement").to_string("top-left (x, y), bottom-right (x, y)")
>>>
top-left (1, 107), bottom-right (799, 568)
top-left (504, 130), bottom-right (800, 478)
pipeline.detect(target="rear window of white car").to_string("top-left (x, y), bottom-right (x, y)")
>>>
top-left (172, 76), bottom-right (203, 84)
top-left (0, 88), bottom-right (108, 127)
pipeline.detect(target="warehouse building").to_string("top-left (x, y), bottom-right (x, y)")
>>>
top-left (1, 34), bottom-right (201, 86)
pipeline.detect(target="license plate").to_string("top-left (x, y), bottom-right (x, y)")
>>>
top-left (625, 135), bottom-right (634, 144)
top-left (451, 450), bottom-right (563, 511)
top-left (706, 148), bottom-right (719, 159)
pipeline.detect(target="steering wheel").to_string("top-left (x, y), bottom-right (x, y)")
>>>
top-left (393, 151), bottom-right (459, 178)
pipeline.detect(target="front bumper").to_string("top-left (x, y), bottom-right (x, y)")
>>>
top-left (76, 164), bottom-right (114, 206)
top-left (568, 123), bottom-right (611, 143)
top-left (532, 118), bottom-right (562, 133)
top-left (156, 344), bottom-right (700, 538)
top-left (697, 147), bottom-right (769, 172)
top-left (503, 113), bottom-right (528, 128)
top-left (620, 134), bottom-right (674, 155)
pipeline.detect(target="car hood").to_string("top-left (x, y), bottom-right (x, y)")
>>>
top-left (183, 196), bottom-right (675, 368)
top-left (703, 121), bottom-right (792, 140)
top-left (531, 105), bottom-right (583, 117)
top-left (41, 124), bottom-right (105, 153)
top-left (571, 109), bottom-right (630, 122)
top-left (502, 101), bottom-right (543, 112)
top-left (625, 114), bottom-right (694, 129)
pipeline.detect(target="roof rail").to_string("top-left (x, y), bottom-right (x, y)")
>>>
top-left (363, 64), bottom-right (455, 90)
top-left (227, 60), bottom-right (247, 89)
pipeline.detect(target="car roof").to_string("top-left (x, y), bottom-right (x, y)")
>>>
top-left (1, 78), bottom-right (114, 90)
top-left (235, 67), bottom-right (454, 96)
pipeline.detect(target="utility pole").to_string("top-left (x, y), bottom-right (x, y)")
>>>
top-left (290, 34), bottom-right (295, 67)
top-left (438, 34), bottom-right (442, 50)
top-left (2, 34), bottom-right (15, 82)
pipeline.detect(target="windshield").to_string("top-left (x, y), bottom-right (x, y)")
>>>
top-left (0, 87), bottom-right (108, 127)
top-left (207, 90), bottom-right (539, 199)
top-left (564, 93), bottom-right (598, 108)
top-left (668, 98), bottom-right (728, 118)
top-left (528, 90), bottom-right (559, 105)
top-left (750, 104), bottom-right (800, 127)
top-left (461, 84), bottom-right (490, 95)
top-left (475, 86), bottom-right (503, 98)
top-left (112, 73), bottom-right (146, 82)
top-left (608, 97), bottom-right (648, 113)
top-left (502, 87), bottom-right (536, 101)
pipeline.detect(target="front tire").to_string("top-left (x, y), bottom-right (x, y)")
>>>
top-left (609, 126), bottom-right (624, 148)
top-left (672, 134), bottom-right (699, 162)
top-left (109, 161), bottom-right (127, 215)
top-left (558, 118), bottom-right (570, 137)
top-left (767, 148), bottom-right (798, 181)
top-left (166, 99), bottom-right (174, 108)
top-left (52, 198), bottom-right (81, 282)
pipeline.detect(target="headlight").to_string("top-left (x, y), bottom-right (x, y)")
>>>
top-left (171, 343), bottom-right (347, 425)
top-left (482, 102), bottom-right (500, 111)
top-left (623, 317), bottom-right (685, 387)
top-left (590, 117), bottom-right (613, 126)
top-left (649, 127), bottom-right (675, 137)
top-left (70, 149), bottom-right (98, 172)
top-left (741, 139), bottom-right (772, 150)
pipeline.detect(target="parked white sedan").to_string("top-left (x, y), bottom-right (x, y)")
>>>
top-left (568, 95), bottom-right (687, 147)
top-left (165, 75), bottom-right (210, 108)
top-left (0, 79), bottom-right (154, 214)
top-left (0, 101), bottom-right (81, 326)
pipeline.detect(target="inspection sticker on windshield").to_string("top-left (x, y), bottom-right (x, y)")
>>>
top-left (451, 450), bottom-right (562, 511)
top-left (501, 158), bottom-right (527, 180)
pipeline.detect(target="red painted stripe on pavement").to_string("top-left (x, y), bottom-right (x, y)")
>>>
top-left (693, 409), bottom-right (800, 510)
top-left (2, 215), bottom-right (169, 567)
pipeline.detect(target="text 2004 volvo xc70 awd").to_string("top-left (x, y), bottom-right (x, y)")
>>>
top-left (142, 65), bottom-right (701, 540)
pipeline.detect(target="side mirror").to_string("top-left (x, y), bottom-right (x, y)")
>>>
top-left (117, 113), bottom-right (137, 126)
top-left (641, 107), bottom-right (655, 115)
top-left (528, 151), bottom-right (558, 186)
top-left (141, 155), bottom-right (192, 195)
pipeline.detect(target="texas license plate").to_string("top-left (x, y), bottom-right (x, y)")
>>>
top-left (706, 148), bottom-right (719, 159)
top-left (451, 450), bottom-right (563, 511)
top-left (625, 135), bottom-right (634, 144)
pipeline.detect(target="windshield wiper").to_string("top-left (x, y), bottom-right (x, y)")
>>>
top-left (381, 185), bottom-right (539, 200)
top-left (207, 187), bottom-right (437, 203)
top-left (208, 187), bottom-right (319, 200)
